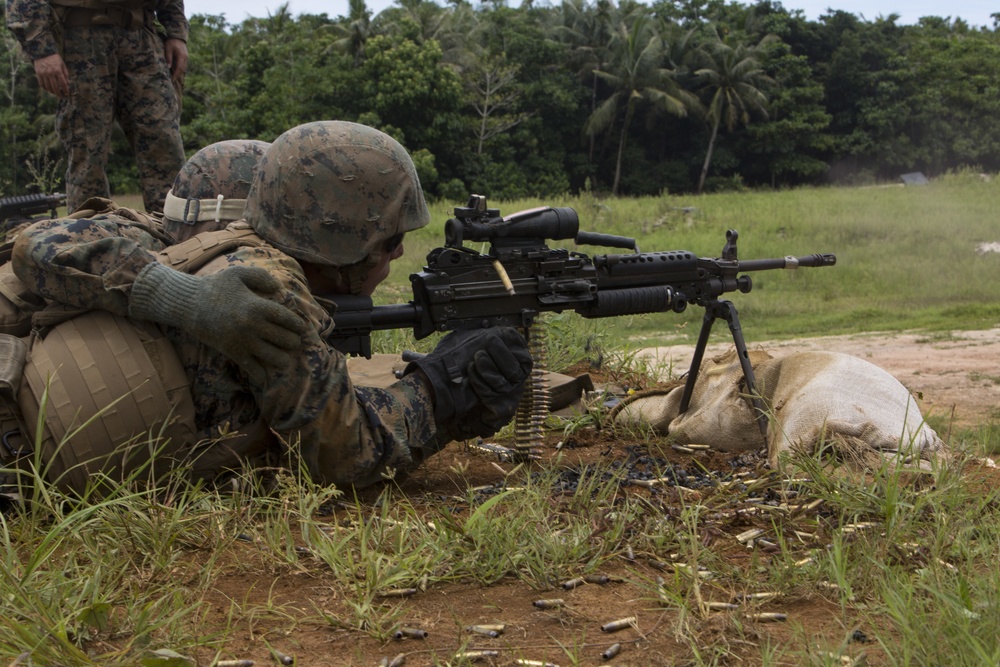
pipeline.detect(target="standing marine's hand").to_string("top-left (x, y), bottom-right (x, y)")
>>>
top-left (33, 54), bottom-right (70, 98)
top-left (130, 263), bottom-right (308, 381)
top-left (163, 38), bottom-right (188, 82)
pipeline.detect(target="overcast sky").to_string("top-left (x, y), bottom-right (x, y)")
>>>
top-left (184, 0), bottom-right (996, 29)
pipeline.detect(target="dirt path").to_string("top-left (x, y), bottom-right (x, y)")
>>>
top-left (640, 328), bottom-right (1000, 431)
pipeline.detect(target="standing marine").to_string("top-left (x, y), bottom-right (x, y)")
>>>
top-left (6, 0), bottom-right (188, 213)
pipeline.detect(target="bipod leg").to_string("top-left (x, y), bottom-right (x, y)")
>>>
top-left (716, 300), bottom-right (769, 438)
top-left (678, 307), bottom-right (717, 415)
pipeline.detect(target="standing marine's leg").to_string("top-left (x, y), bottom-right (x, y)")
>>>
top-left (56, 25), bottom-right (117, 213)
top-left (115, 27), bottom-right (184, 214)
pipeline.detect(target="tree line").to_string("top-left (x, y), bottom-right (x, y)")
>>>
top-left (3, 0), bottom-right (1000, 200)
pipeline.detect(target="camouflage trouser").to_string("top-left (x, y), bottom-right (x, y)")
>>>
top-left (57, 24), bottom-right (185, 214)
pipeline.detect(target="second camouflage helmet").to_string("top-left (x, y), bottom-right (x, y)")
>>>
top-left (163, 139), bottom-right (271, 242)
top-left (243, 121), bottom-right (430, 267)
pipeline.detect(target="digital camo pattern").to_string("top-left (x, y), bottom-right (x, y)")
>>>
top-left (6, 0), bottom-right (187, 213)
top-left (170, 140), bottom-right (270, 201)
top-left (12, 216), bottom-right (442, 488)
top-left (244, 121), bottom-right (431, 267)
top-left (6, 0), bottom-right (188, 61)
top-left (163, 139), bottom-right (270, 242)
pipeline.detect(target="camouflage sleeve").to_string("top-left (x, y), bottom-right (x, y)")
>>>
top-left (5, 0), bottom-right (59, 61)
top-left (206, 249), bottom-right (440, 488)
top-left (10, 215), bottom-right (166, 315)
top-left (152, 0), bottom-right (188, 42)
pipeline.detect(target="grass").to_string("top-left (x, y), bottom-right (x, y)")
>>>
top-left (1, 176), bottom-right (999, 664)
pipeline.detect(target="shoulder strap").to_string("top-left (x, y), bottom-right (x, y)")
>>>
top-left (157, 222), bottom-right (268, 275)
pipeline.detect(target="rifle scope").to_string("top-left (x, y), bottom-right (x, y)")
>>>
top-left (445, 205), bottom-right (580, 247)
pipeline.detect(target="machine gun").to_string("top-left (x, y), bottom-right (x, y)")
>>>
top-left (0, 192), bottom-right (66, 230)
top-left (322, 195), bottom-right (836, 438)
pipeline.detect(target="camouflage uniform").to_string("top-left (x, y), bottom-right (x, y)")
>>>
top-left (11, 122), bottom-right (444, 488)
top-left (6, 0), bottom-right (187, 213)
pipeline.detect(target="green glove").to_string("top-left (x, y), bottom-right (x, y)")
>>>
top-left (130, 262), bottom-right (307, 380)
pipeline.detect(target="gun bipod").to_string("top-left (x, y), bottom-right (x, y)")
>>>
top-left (677, 299), bottom-right (769, 439)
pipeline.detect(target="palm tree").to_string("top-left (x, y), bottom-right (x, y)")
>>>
top-left (693, 30), bottom-right (775, 194)
top-left (329, 0), bottom-right (373, 66)
top-left (585, 14), bottom-right (695, 195)
top-left (554, 0), bottom-right (616, 161)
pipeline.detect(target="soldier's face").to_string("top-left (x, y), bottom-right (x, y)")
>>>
top-left (359, 238), bottom-right (404, 296)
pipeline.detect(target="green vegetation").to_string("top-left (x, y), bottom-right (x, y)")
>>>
top-left (4, 1), bottom-right (1000, 199)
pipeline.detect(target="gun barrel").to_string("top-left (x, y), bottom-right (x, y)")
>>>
top-left (738, 253), bottom-right (836, 272)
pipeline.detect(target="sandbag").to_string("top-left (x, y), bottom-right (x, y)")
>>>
top-left (612, 349), bottom-right (946, 469)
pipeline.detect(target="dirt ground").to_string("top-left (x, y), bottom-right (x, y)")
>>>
top-left (195, 329), bottom-right (1000, 667)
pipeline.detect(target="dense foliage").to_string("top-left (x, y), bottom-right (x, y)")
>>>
top-left (3, 0), bottom-right (999, 198)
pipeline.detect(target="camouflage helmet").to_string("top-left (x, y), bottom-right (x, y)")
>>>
top-left (162, 139), bottom-right (271, 242)
top-left (243, 121), bottom-right (430, 267)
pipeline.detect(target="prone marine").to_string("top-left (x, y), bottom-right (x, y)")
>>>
top-left (4, 121), bottom-right (532, 495)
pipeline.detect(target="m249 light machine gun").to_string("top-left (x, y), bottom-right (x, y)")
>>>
top-left (0, 192), bottom-right (66, 231)
top-left (323, 195), bottom-right (836, 450)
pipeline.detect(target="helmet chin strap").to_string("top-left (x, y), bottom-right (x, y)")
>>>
top-left (324, 250), bottom-right (381, 295)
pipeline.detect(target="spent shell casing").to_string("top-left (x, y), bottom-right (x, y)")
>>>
top-left (453, 650), bottom-right (499, 661)
top-left (513, 660), bottom-right (560, 667)
top-left (584, 574), bottom-right (610, 585)
top-left (671, 444), bottom-right (694, 453)
top-left (748, 612), bottom-right (787, 622)
top-left (394, 627), bottom-right (428, 640)
top-left (735, 592), bottom-right (780, 602)
top-left (706, 602), bottom-right (740, 611)
top-left (386, 654), bottom-right (406, 667)
top-left (380, 588), bottom-right (418, 598)
top-left (215, 661), bottom-right (254, 667)
top-left (533, 598), bottom-right (565, 609)
top-left (623, 544), bottom-right (635, 562)
top-left (269, 648), bottom-right (294, 665)
top-left (562, 577), bottom-right (586, 590)
top-left (735, 528), bottom-right (765, 543)
top-left (600, 616), bottom-right (637, 633)
top-left (601, 643), bottom-right (622, 659)
top-left (465, 625), bottom-right (501, 638)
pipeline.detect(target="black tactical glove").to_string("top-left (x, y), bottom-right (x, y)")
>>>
top-left (130, 263), bottom-right (308, 380)
top-left (405, 327), bottom-right (533, 441)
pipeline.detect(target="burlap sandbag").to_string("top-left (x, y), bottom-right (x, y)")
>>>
top-left (612, 349), bottom-right (946, 469)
